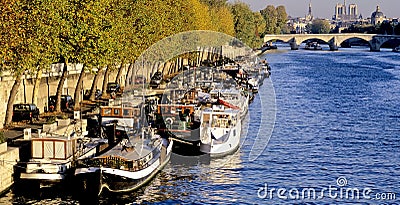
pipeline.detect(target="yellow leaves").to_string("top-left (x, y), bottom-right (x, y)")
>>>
top-left (0, 0), bottom-right (240, 72)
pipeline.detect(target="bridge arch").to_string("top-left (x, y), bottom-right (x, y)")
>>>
top-left (337, 37), bottom-right (372, 48)
top-left (264, 36), bottom-right (294, 43)
top-left (297, 37), bottom-right (329, 45)
top-left (377, 38), bottom-right (400, 50)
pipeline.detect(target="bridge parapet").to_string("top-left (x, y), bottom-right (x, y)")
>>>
top-left (264, 33), bottom-right (400, 51)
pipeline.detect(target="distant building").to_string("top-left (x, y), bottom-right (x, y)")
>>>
top-left (305, 1), bottom-right (313, 22)
top-left (333, 0), bottom-right (358, 21)
top-left (371, 5), bottom-right (386, 25)
top-left (287, 2), bottom-right (314, 34)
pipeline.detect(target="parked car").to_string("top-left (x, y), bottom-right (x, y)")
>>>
top-left (149, 71), bottom-right (163, 89)
top-left (12, 104), bottom-right (40, 123)
top-left (106, 82), bottom-right (121, 94)
top-left (48, 95), bottom-right (74, 111)
top-left (83, 89), bottom-right (102, 100)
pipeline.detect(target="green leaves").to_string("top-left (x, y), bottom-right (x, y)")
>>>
top-left (0, 0), bottom-right (239, 74)
top-left (260, 5), bottom-right (289, 35)
top-left (230, 2), bottom-right (260, 48)
top-left (311, 19), bottom-right (331, 34)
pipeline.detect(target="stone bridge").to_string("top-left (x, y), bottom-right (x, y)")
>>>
top-left (264, 33), bottom-right (400, 51)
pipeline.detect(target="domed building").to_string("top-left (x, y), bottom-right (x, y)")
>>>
top-left (371, 5), bottom-right (385, 25)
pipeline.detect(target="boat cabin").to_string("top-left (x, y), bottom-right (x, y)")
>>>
top-left (156, 104), bottom-right (195, 117)
top-left (210, 89), bottom-right (241, 103)
top-left (100, 105), bottom-right (142, 127)
top-left (154, 104), bottom-right (197, 131)
top-left (31, 137), bottom-right (77, 160)
top-left (201, 105), bottom-right (239, 129)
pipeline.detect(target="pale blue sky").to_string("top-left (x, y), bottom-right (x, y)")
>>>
top-left (230, 0), bottom-right (399, 19)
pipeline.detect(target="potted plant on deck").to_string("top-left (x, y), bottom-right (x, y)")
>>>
top-left (43, 116), bottom-right (57, 133)
top-left (56, 114), bottom-right (70, 127)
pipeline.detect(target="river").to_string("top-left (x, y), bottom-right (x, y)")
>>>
top-left (1, 46), bottom-right (399, 204)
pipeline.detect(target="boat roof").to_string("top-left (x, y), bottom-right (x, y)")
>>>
top-left (97, 137), bottom-right (155, 161)
top-left (157, 104), bottom-right (195, 108)
top-left (202, 106), bottom-right (239, 115)
top-left (210, 88), bottom-right (241, 95)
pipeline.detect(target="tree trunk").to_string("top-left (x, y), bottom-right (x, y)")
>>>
top-left (151, 61), bottom-right (158, 77)
top-left (207, 47), bottom-right (212, 60)
top-left (89, 68), bottom-right (104, 101)
top-left (196, 50), bottom-right (201, 66)
top-left (115, 62), bottom-right (125, 85)
top-left (101, 66), bottom-right (110, 98)
top-left (161, 62), bottom-right (167, 75)
top-left (180, 57), bottom-right (184, 71)
top-left (198, 48), bottom-right (203, 66)
top-left (125, 62), bottom-right (134, 87)
top-left (73, 65), bottom-right (85, 109)
top-left (32, 68), bottom-right (42, 105)
top-left (55, 62), bottom-right (68, 112)
top-left (211, 47), bottom-right (217, 62)
top-left (4, 75), bottom-right (22, 127)
top-left (168, 61), bottom-right (174, 75)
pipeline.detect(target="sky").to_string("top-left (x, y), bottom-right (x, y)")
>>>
top-left (229, 0), bottom-right (400, 19)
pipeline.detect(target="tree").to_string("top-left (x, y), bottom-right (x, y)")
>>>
top-left (209, 6), bottom-right (235, 36)
top-left (311, 19), bottom-right (331, 34)
top-left (377, 21), bottom-right (394, 35)
top-left (200, 0), bottom-right (227, 8)
top-left (253, 12), bottom-right (266, 38)
top-left (260, 5), bottom-right (277, 35)
top-left (230, 2), bottom-right (260, 48)
top-left (28, 0), bottom-right (59, 107)
top-left (395, 24), bottom-right (400, 35)
top-left (48, 0), bottom-right (117, 110)
top-left (0, 0), bottom-right (58, 126)
top-left (276, 5), bottom-right (289, 34)
top-left (0, 0), bottom-right (25, 126)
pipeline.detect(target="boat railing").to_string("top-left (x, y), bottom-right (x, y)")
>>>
top-left (82, 141), bottom-right (162, 172)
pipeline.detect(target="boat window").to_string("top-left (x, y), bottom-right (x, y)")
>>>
top-left (114, 108), bottom-right (120, 115)
top-left (123, 109), bottom-right (131, 116)
top-left (162, 107), bottom-right (170, 114)
top-left (103, 108), bottom-right (112, 115)
top-left (133, 109), bottom-right (140, 116)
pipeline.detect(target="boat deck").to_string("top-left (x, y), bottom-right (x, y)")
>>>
top-left (99, 138), bottom-right (155, 161)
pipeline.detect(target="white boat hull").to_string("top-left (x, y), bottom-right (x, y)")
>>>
top-left (200, 121), bottom-right (241, 157)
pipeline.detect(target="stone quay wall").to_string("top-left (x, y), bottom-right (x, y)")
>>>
top-left (0, 64), bottom-right (126, 128)
top-left (0, 144), bottom-right (19, 195)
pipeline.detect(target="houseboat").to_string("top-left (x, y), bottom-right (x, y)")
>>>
top-left (199, 105), bottom-right (241, 157)
top-left (74, 128), bottom-right (172, 196)
top-left (13, 123), bottom-right (107, 188)
top-left (154, 104), bottom-right (202, 156)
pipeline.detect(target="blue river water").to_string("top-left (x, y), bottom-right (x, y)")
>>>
top-left (1, 47), bottom-right (400, 204)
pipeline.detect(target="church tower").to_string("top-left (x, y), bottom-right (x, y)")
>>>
top-left (343, 0), bottom-right (347, 15)
top-left (306, 1), bottom-right (313, 21)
